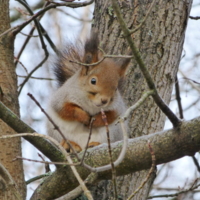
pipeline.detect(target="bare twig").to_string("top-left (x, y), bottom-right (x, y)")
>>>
top-left (19, 31), bottom-right (39, 37)
top-left (10, 1), bottom-right (45, 22)
top-left (118, 119), bottom-right (129, 163)
top-left (0, 130), bottom-right (93, 200)
top-left (17, 155), bottom-right (83, 166)
top-left (15, 27), bottom-right (35, 67)
top-left (15, 155), bottom-right (71, 166)
top-left (56, 8), bottom-right (92, 22)
top-left (0, 99), bottom-right (129, 175)
top-left (175, 75), bottom-right (184, 119)
top-left (111, 0), bottom-right (181, 128)
top-left (0, 101), bottom-right (65, 164)
top-left (127, 141), bottom-right (156, 200)
top-left (179, 70), bottom-right (200, 93)
top-left (2, 99), bottom-right (200, 191)
top-left (16, 0), bottom-right (48, 53)
top-left (15, 2), bottom-right (50, 67)
top-left (18, 56), bottom-right (49, 95)
top-left (25, 173), bottom-right (50, 185)
top-left (69, 53), bottom-right (132, 67)
top-left (118, 90), bottom-right (155, 123)
top-left (192, 156), bottom-right (200, 173)
top-left (148, 179), bottom-right (200, 199)
top-left (1, 133), bottom-right (81, 166)
top-left (184, 97), bottom-right (200, 112)
top-left (14, 57), bottom-right (28, 74)
top-left (56, 173), bottom-right (98, 200)
top-left (81, 108), bottom-right (129, 173)
top-left (153, 163), bottom-right (171, 187)
top-left (101, 108), bottom-right (118, 199)
top-left (0, 0), bottom-right (95, 38)
top-left (65, 156), bottom-right (94, 200)
top-left (27, 93), bottom-right (94, 199)
top-left (17, 75), bottom-right (54, 81)
top-left (0, 86), bottom-right (3, 99)
top-left (38, 153), bottom-right (50, 172)
top-left (181, 78), bottom-right (200, 85)
top-left (175, 76), bottom-right (200, 172)
top-left (81, 118), bottom-right (95, 164)
top-left (27, 93), bottom-right (79, 157)
top-left (0, 133), bottom-right (75, 164)
top-left (27, 93), bottom-right (129, 173)
top-left (16, 1), bottom-right (50, 95)
top-left (189, 16), bottom-right (200, 20)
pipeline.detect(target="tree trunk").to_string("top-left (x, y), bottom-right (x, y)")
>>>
top-left (0, 1), bottom-right (26, 199)
top-left (88, 0), bottom-right (192, 199)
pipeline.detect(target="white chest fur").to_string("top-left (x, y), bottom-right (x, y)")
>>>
top-left (46, 106), bottom-right (122, 149)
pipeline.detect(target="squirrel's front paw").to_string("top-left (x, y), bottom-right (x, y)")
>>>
top-left (60, 139), bottom-right (82, 153)
top-left (88, 142), bottom-right (101, 148)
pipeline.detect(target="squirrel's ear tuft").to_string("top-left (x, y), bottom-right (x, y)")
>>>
top-left (116, 56), bottom-right (132, 77)
top-left (83, 32), bottom-right (99, 64)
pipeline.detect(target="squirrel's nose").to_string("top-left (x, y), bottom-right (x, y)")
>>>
top-left (101, 99), bottom-right (108, 105)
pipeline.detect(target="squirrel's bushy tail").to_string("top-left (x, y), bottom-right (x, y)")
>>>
top-left (53, 42), bottom-right (83, 87)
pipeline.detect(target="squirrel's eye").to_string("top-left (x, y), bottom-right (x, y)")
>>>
top-left (91, 78), bottom-right (96, 85)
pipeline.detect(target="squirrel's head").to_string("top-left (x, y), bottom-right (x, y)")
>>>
top-left (79, 33), bottom-right (131, 108)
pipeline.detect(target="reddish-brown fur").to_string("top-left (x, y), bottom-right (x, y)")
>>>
top-left (58, 102), bottom-right (90, 125)
top-left (88, 142), bottom-right (101, 148)
top-left (58, 102), bottom-right (118, 152)
top-left (92, 110), bottom-right (118, 127)
top-left (60, 139), bottom-right (101, 152)
top-left (58, 102), bottom-right (118, 127)
top-left (60, 139), bottom-right (82, 152)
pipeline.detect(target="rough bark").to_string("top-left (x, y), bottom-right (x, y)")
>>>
top-left (90, 0), bottom-right (192, 199)
top-left (0, 1), bottom-right (26, 199)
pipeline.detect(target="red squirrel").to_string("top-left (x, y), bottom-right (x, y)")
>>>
top-left (46, 33), bottom-right (131, 152)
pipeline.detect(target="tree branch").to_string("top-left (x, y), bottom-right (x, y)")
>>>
top-left (175, 75), bottom-right (184, 119)
top-left (1, 94), bottom-right (200, 199)
top-left (1, 97), bottom-right (200, 199)
top-left (31, 116), bottom-right (200, 199)
top-left (148, 179), bottom-right (200, 199)
top-left (14, 2), bottom-right (52, 67)
top-left (0, 101), bottom-right (65, 165)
